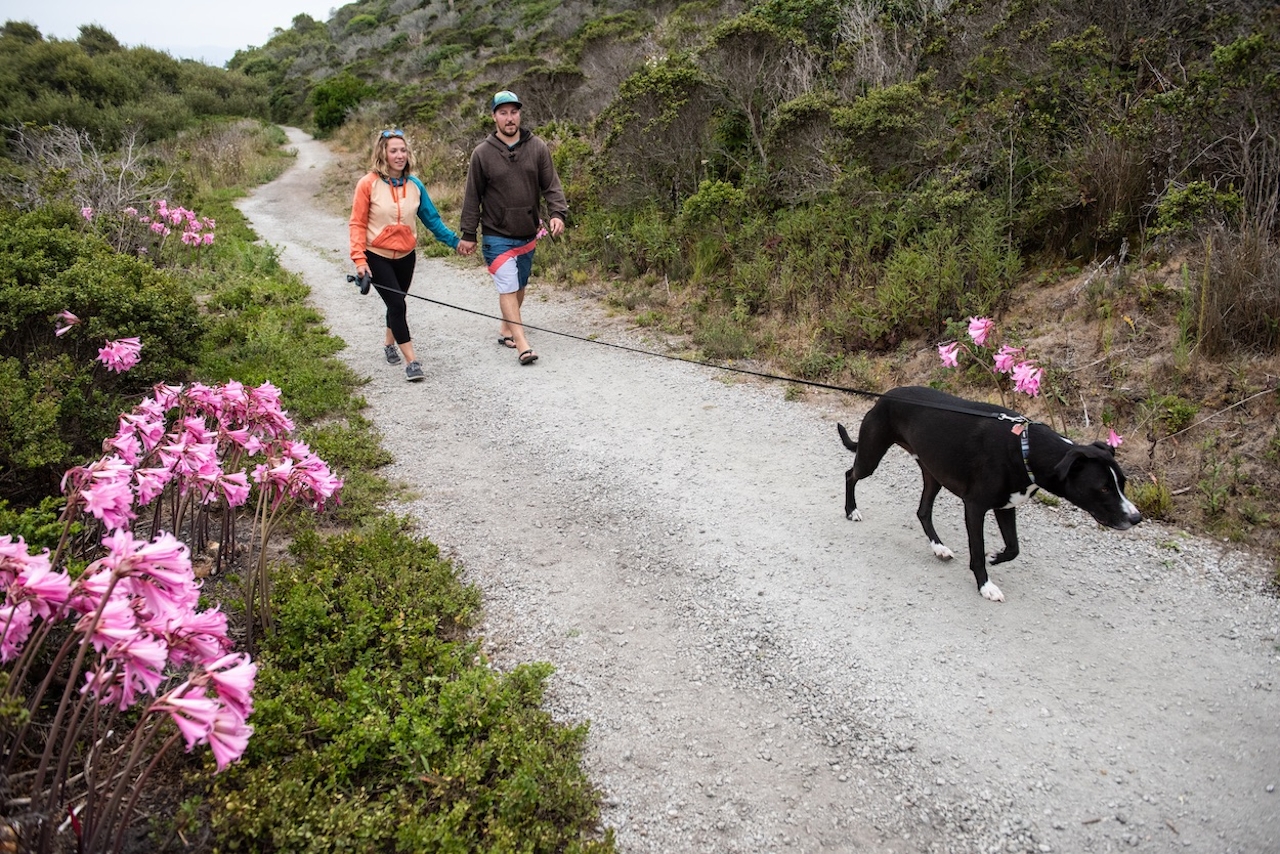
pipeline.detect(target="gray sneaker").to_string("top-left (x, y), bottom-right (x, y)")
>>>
top-left (384, 344), bottom-right (401, 365)
top-left (405, 360), bottom-right (424, 382)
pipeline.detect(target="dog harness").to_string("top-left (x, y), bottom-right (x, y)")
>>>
top-left (1002, 415), bottom-right (1036, 486)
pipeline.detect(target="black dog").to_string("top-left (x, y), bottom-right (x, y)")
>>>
top-left (837, 386), bottom-right (1142, 601)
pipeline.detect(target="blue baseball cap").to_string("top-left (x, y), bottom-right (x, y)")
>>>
top-left (490, 90), bottom-right (522, 112)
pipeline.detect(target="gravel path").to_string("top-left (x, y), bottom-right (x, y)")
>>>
top-left (237, 128), bottom-right (1280, 854)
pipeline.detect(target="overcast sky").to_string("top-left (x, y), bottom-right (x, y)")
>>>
top-left (0, 0), bottom-right (338, 67)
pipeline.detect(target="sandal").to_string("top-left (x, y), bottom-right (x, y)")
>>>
top-left (497, 335), bottom-right (516, 348)
top-left (518, 349), bottom-right (538, 365)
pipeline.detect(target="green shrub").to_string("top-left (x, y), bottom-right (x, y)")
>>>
top-left (1143, 393), bottom-right (1199, 435)
top-left (208, 520), bottom-right (613, 853)
top-left (192, 248), bottom-right (359, 423)
top-left (1129, 478), bottom-right (1173, 520)
top-left (345, 14), bottom-right (380, 35)
top-left (0, 204), bottom-right (202, 504)
top-left (312, 72), bottom-right (372, 133)
top-left (693, 314), bottom-right (755, 361)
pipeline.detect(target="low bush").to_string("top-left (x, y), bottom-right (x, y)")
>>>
top-left (208, 520), bottom-right (612, 853)
top-left (0, 205), bottom-right (203, 503)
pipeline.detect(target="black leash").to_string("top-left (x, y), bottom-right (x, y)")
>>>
top-left (349, 273), bottom-right (884, 398)
top-left (346, 274), bottom-right (1040, 430)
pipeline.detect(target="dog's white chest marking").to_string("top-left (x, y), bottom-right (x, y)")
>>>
top-left (1000, 485), bottom-right (1039, 510)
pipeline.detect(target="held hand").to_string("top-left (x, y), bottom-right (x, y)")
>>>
top-left (457, 240), bottom-right (477, 256)
top-left (356, 265), bottom-right (370, 279)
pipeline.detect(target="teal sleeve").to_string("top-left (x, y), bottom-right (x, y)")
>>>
top-left (410, 176), bottom-right (459, 248)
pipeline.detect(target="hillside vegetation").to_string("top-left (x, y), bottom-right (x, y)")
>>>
top-left (232, 0), bottom-right (1280, 559)
top-left (0, 3), bottom-right (1274, 848)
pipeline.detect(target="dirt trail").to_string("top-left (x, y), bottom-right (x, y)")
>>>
top-left (236, 128), bottom-right (1280, 853)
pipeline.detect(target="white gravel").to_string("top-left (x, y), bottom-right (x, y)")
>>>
top-left (237, 128), bottom-right (1280, 854)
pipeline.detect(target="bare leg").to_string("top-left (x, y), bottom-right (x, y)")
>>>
top-left (499, 290), bottom-right (532, 356)
top-left (400, 341), bottom-right (418, 363)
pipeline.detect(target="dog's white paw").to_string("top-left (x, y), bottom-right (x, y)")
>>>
top-left (980, 581), bottom-right (1005, 602)
top-left (931, 542), bottom-right (954, 560)
top-left (848, 509), bottom-right (863, 522)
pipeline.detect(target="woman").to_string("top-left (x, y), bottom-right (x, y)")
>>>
top-left (349, 128), bottom-right (460, 381)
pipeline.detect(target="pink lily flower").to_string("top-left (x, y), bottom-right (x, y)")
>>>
top-left (205, 652), bottom-right (257, 718)
top-left (80, 476), bottom-right (136, 531)
top-left (153, 688), bottom-right (220, 751)
top-left (89, 633), bottom-right (169, 709)
top-left (1107, 428), bottom-right (1124, 448)
top-left (13, 554), bottom-right (72, 619)
top-left (967, 316), bottom-right (995, 347)
top-left (937, 342), bottom-right (960, 368)
top-left (993, 345), bottom-right (1022, 374)
top-left (97, 337), bottom-right (143, 373)
top-left (208, 704), bottom-right (252, 771)
top-left (214, 471), bottom-right (251, 507)
top-left (1011, 361), bottom-right (1043, 396)
top-left (0, 602), bottom-right (36, 662)
top-left (1, 535), bottom-right (43, 584)
top-left (162, 608), bottom-right (232, 666)
top-left (78, 595), bottom-right (138, 653)
top-left (54, 310), bottom-right (81, 337)
top-left (134, 466), bottom-right (173, 505)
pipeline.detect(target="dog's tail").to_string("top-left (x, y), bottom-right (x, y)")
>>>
top-left (836, 423), bottom-right (858, 453)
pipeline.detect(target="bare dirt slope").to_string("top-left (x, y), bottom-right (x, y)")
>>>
top-left (236, 128), bottom-right (1280, 854)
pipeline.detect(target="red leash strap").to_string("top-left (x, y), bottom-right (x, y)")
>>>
top-left (486, 239), bottom-right (537, 275)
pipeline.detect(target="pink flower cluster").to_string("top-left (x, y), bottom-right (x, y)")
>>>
top-left (97, 336), bottom-right (142, 373)
top-left (53, 311), bottom-right (145, 375)
top-left (94, 199), bottom-right (215, 250)
top-left (1, 528), bottom-right (254, 770)
top-left (939, 317), bottom-right (1127, 446)
top-left (938, 316), bottom-right (1044, 397)
top-left (3, 378), bottom-right (343, 789)
top-left (138, 199), bottom-right (217, 247)
top-left (66, 381), bottom-right (341, 533)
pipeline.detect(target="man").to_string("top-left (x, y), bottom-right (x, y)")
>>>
top-left (457, 90), bottom-right (568, 365)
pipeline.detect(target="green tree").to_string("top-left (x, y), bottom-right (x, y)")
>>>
top-left (76, 23), bottom-right (122, 56)
top-left (312, 71), bottom-right (370, 133)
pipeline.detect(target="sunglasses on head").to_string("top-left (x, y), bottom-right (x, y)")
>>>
top-left (381, 129), bottom-right (404, 138)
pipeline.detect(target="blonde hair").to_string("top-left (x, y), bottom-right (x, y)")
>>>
top-left (369, 130), bottom-right (415, 178)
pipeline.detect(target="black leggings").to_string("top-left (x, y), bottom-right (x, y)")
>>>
top-left (367, 251), bottom-right (417, 345)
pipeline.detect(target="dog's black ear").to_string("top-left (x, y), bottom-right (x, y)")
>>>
top-left (1052, 445), bottom-right (1095, 481)
top-left (1054, 442), bottom-right (1115, 481)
